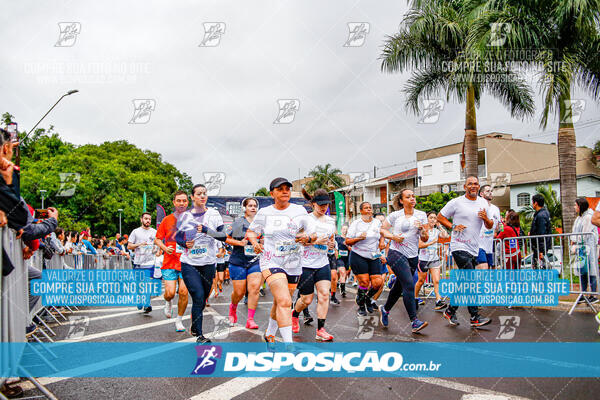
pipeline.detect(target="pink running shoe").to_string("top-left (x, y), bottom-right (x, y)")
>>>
top-left (246, 318), bottom-right (259, 329)
top-left (315, 328), bottom-right (334, 341)
top-left (228, 304), bottom-right (237, 324)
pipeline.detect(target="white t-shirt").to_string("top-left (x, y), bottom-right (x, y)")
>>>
top-left (248, 203), bottom-right (314, 276)
top-left (301, 214), bottom-right (336, 269)
top-left (419, 228), bottom-right (440, 262)
top-left (479, 203), bottom-right (501, 253)
top-left (596, 202), bottom-right (600, 212)
top-left (178, 208), bottom-right (224, 266)
top-left (347, 217), bottom-right (382, 259)
top-left (439, 195), bottom-right (490, 256)
top-left (129, 227), bottom-right (157, 267)
top-left (386, 209), bottom-right (428, 258)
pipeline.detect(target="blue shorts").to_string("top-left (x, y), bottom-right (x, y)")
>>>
top-left (162, 269), bottom-right (183, 281)
top-left (229, 262), bottom-right (261, 281)
top-left (477, 249), bottom-right (494, 266)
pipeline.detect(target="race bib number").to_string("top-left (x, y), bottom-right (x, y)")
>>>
top-left (483, 229), bottom-right (494, 238)
top-left (190, 244), bottom-right (209, 258)
top-left (275, 241), bottom-right (299, 256)
top-left (244, 245), bottom-right (257, 256)
top-left (339, 250), bottom-right (348, 257)
top-left (141, 244), bottom-right (154, 253)
top-left (175, 243), bottom-right (185, 254)
top-left (327, 248), bottom-right (335, 255)
top-left (314, 244), bottom-right (328, 254)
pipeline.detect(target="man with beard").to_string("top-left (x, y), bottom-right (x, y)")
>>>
top-left (128, 212), bottom-right (158, 313)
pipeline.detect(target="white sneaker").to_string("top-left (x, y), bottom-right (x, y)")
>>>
top-left (164, 301), bottom-right (172, 318)
top-left (175, 319), bottom-right (186, 332)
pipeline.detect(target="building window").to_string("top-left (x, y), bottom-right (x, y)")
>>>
top-left (443, 161), bottom-right (453, 173)
top-left (517, 193), bottom-right (530, 207)
top-left (423, 165), bottom-right (432, 176)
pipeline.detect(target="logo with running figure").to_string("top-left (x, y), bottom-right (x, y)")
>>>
top-left (191, 345), bottom-right (222, 375)
top-left (561, 99), bottom-right (586, 124)
top-left (355, 315), bottom-right (378, 339)
top-left (496, 316), bottom-right (520, 339)
top-left (55, 22), bottom-right (81, 47)
top-left (129, 99), bottom-right (156, 124)
top-left (57, 172), bottom-right (81, 197)
top-left (203, 172), bottom-right (226, 196)
top-left (488, 23), bottom-right (511, 47)
top-left (344, 22), bottom-right (370, 47)
top-left (418, 99), bottom-right (444, 124)
top-left (273, 99), bottom-right (300, 124)
top-left (490, 172), bottom-right (511, 196)
top-left (349, 172), bottom-right (370, 184)
top-left (199, 22), bottom-right (226, 47)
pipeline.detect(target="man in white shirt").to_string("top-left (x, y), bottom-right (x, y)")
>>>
top-left (476, 184), bottom-right (501, 269)
top-left (438, 176), bottom-right (493, 328)
top-left (128, 212), bottom-right (158, 313)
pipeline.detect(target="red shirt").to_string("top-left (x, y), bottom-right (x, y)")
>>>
top-left (156, 214), bottom-right (182, 271)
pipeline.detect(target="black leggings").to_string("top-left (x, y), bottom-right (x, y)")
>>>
top-left (181, 262), bottom-right (216, 336)
top-left (383, 250), bottom-right (418, 321)
top-left (446, 250), bottom-right (479, 317)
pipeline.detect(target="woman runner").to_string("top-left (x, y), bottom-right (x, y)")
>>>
top-left (226, 197), bottom-right (263, 329)
top-left (416, 212), bottom-right (449, 311)
top-left (378, 189), bottom-right (429, 333)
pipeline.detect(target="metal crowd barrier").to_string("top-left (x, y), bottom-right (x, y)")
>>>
top-left (494, 232), bottom-right (599, 314)
top-left (44, 253), bottom-right (133, 270)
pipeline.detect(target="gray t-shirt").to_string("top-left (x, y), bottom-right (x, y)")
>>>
top-left (129, 227), bottom-right (157, 267)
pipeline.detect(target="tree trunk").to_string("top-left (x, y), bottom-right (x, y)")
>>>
top-left (464, 85), bottom-right (479, 178)
top-left (557, 91), bottom-right (577, 234)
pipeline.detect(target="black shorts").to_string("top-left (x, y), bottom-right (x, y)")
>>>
top-left (297, 265), bottom-right (331, 295)
top-left (216, 262), bottom-right (228, 272)
top-left (337, 257), bottom-right (348, 269)
top-left (328, 254), bottom-right (338, 270)
top-left (350, 251), bottom-right (382, 276)
top-left (265, 267), bottom-right (300, 285)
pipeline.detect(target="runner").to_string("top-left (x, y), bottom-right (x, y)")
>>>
top-left (154, 190), bottom-right (189, 332)
top-left (334, 224), bottom-right (350, 298)
top-left (225, 197), bottom-right (263, 329)
top-left (416, 211), bottom-right (449, 311)
top-left (292, 189), bottom-right (336, 341)
top-left (370, 213), bottom-right (390, 309)
top-left (477, 184), bottom-right (501, 269)
top-left (213, 242), bottom-right (226, 297)
top-left (378, 189), bottom-right (429, 333)
top-left (437, 176), bottom-right (493, 328)
top-left (128, 212), bottom-right (158, 313)
top-left (345, 202), bottom-right (385, 316)
top-left (247, 177), bottom-right (315, 348)
top-left (175, 184), bottom-right (227, 344)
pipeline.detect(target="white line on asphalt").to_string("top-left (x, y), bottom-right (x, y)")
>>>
top-left (188, 378), bottom-right (272, 400)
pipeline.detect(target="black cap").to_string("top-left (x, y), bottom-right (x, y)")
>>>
top-left (269, 177), bottom-right (292, 191)
top-left (312, 194), bottom-right (331, 205)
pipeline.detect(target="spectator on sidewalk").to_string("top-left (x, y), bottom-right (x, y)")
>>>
top-left (496, 211), bottom-right (522, 269)
top-left (572, 198), bottom-right (598, 304)
top-left (80, 230), bottom-right (97, 254)
top-left (529, 194), bottom-right (552, 269)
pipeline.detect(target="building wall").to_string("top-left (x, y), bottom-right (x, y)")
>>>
top-left (417, 153), bottom-right (462, 187)
top-left (509, 176), bottom-right (600, 210)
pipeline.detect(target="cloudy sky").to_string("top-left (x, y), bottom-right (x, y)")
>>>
top-left (1, 0), bottom-right (599, 195)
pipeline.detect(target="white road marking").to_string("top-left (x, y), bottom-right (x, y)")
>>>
top-left (189, 378), bottom-right (272, 400)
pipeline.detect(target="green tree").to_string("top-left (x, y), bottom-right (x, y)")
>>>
top-left (476, 0), bottom-right (600, 233)
top-left (254, 187), bottom-right (270, 196)
top-left (306, 164), bottom-right (345, 193)
top-left (380, 0), bottom-right (535, 178)
top-left (518, 184), bottom-right (562, 233)
top-left (416, 191), bottom-right (459, 213)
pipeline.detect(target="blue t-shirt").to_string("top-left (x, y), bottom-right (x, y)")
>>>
top-left (228, 217), bottom-right (259, 268)
top-left (82, 239), bottom-right (97, 255)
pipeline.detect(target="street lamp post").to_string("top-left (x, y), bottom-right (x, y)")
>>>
top-left (118, 209), bottom-right (123, 235)
top-left (16, 89), bottom-right (79, 166)
top-left (40, 190), bottom-right (47, 209)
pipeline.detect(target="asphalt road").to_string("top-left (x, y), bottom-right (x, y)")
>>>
top-left (19, 283), bottom-right (600, 400)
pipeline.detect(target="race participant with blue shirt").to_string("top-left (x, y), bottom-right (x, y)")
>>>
top-left (378, 189), bottom-right (429, 333)
top-left (476, 184), bottom-right (501, 269)
top-left (247, 177), bottom-right (316, 348)
top-left (437, 176), bottom-right (493, 328)
top-left (292, 189), bottom-right (336, 341)
top-left (225, 197), bottom-right (263, 329)
top-left (175, 184), bottom-right (227, 344)
top-left (128, 213), bottom-right (158, 313)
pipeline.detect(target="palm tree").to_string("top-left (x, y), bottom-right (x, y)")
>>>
top-left (475, 0), bottom-right (600, 233)
top-left (380, 0), bottom-right (535, 177)
top-left (306, 164), bottom-right (345, 193)
top-left (518, 184), bottom-right (562, 233)
top-left (254, 187), bottom-right (270, 196)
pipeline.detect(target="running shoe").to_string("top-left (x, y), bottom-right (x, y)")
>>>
top-left (190, 324), bottom-right (198, 337)
top-left (470, 316), bottom-right (492, 328)
top-left (228, 304), bottom-right (238, 325)
top-left (366, 301), bottom-right (375, 314)
top-left (259, 288), bottom-right (266, 297)
top-left (341, 289), bottom-right (346, 298)
top-left (245, 318), bottom-right (259, 329)
top-left (315, 328), bottom-right (334, 341)
top-left (164, 300), bottom-right (172, 318)
top-left (357, 306), bottom-right (367, 317)
top-left (263, 334), bottom-right (276, 352)
top-left (577, 296), bottom-right (587, 304)
top-left (411, 319), bottom-right (428, 333)
top-left (434, 299), bottom-right (447, 311)
top-left (588, 296), bottom-right (599, 304)
top-left (330, 296), bottom-right (340, 306)
top-left (417, 298), bottom-right (425, 306)
top-left (443, 310), bottom-right (459, 326)
top-left (175, 319), bottom-right (186, 332)
top-left (292, 316), bottom-right (300, 333)
top-left (303, 310), bottom-right (314, 326)
top-left (379, 305), bottom-right (389, 328)
top-left (387, 275), bottom-right (396, 289)
top-left (196, 335), bottom-right (212, 344)
top-left (143, 306), bottom-right (152, 314)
